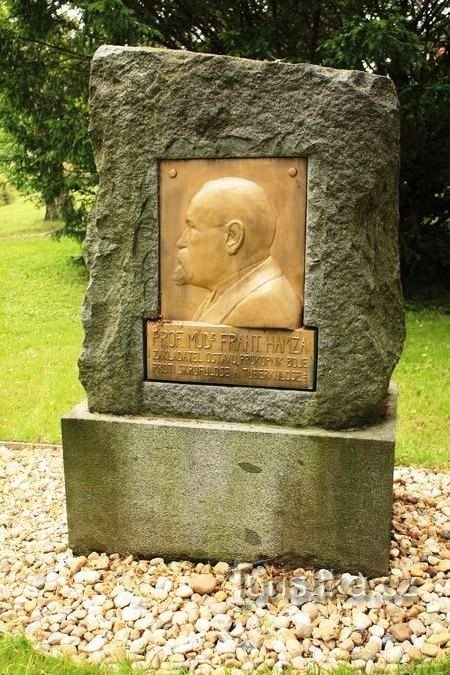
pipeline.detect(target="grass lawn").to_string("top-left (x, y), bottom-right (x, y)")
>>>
top-left (0, 198), bottom-right (86, 443)
top-left (0, 198), bottom-right (448, 467)
top-left (0, 635), bottom-right (134, 674)
top-left (0, 194), bottom-right (51, 238)
top-left (394, 306), bottom-right (449, 468)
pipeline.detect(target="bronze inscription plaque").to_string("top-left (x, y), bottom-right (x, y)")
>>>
top-left (146, 157), bottom-right (317, 390)
top-left (147, 322), bottom-right (316, 390)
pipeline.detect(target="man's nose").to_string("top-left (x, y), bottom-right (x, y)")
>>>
top-left (176, 228), bottom-right (189, 248)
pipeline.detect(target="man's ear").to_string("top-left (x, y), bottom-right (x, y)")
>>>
top-left (225, 220), bottom-right (244, 255)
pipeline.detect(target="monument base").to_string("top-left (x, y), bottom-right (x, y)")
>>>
top-left (62, 393), bottom-right (396, 577)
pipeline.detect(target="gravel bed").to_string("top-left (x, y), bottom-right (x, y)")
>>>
top-left (0, 443), bottom-right (449, 673)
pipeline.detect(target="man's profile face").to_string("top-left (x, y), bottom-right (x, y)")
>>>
top-left (172, 176), bottom-right (277, 294)
top-left (173, 195), bottom-right (230, 291)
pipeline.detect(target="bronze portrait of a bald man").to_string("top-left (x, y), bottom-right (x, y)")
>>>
top-left (172, 177), bottom-right (301, 329)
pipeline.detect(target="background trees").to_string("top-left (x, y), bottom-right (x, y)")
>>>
top-left (0, 1), bottom-right (92, 231)
top-left (319, 1), bottom-right (450, 295)
top-left (0, 0), bottom-right (448, 294)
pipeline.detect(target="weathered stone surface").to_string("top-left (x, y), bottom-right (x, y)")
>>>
top-left (80, 45), bottom-right (404, 428)
top-left (62, 390), bottom-right (396, 576)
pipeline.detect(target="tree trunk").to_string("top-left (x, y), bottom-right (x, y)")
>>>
top-left (44, 188), bottom-right (74, 221)
top-left (310, 1), bottom-right (322, 63)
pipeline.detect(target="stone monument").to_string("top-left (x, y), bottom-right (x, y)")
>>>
top-left (62, 46), bottom-right (405, 576)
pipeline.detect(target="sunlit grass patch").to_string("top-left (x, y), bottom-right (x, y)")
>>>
top-left (394, 308), bottom-right (450, 468)
top-left (0, 195), bottom-right (51, 238)
top-left (0, 229), bottom-right (86, 443)
top-left (0, 634), bottom-right (134, 674)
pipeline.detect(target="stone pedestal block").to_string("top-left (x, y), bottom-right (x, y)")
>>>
top-left (62, 388), bottom-right (396, 576)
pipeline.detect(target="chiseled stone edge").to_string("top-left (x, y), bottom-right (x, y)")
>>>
top-left (142, 380), bottom-right (398, 430)
top-left (80, 46), bottom-right (405, 428)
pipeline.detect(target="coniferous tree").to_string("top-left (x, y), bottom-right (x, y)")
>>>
top-left (0, 1), bottom-right (448, 290)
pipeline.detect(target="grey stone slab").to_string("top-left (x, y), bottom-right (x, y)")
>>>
top-left (62, 387), bottom-right (396, 576)
top-left (80, 46), bottom-right (404, 428)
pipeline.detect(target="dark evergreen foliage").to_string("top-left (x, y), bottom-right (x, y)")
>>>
top-left (0, 0), bottom-right (448, 291)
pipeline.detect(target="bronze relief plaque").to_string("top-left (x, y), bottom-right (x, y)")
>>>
top-left (146, 158), bottom-right (317, 390)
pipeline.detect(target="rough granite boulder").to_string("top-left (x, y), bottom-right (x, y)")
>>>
top-left (79, 45), bottom-right (405, 429)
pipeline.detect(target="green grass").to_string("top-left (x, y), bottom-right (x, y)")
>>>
top-left (0, 201), bottom-right (86, 443)
top-left (394, 307), bottom-right (450, 468)
top-left (0, 198), bottom-right (448, 468)
top-left (1, 635), bottom-right (449, 674)
top-left (0, 635), bottom-right (134, 674)
top-left (0, 195), bottom-right (51, 238)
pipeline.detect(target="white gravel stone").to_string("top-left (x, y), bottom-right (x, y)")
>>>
top-left (195, 618), bottom-right (211, 632)
top-left (210, 613), bottom-right (233, 631)
top-left (230, 623), bottom-right (245, 638)
top-left (316, 568), bottom-right (334, 582)
top-left (30, 575), bottom-right (46, 590)
top-left (384, 645), bottom-right (403, 663)
top-left (85, 615), bottom-right (99, 632)
top-left (172, 610), bottom-right (188, 626)
top-left (25, 621), bottom-right (41, 636)
top-left (155, 577), bottom-right (173, 592)
top-left (157, 610), bottom-right (173, 626)
top-left (213, 562), bottom-right (230, 575)
top-left (293, 611), bottom-right (313, 638)
top-left (216, 639), bottom-right (236, 654)
top-left (73, 570), bottom-right (100, 585)
top-left (369, 625), bottom-right (385, 638)
top-left (0, 444), bottom-right (449, 672)
top-left (209, 601), bottom-right (227, 615)
top-left (286, 638), bottom-right (302, 657)
top-left (173, 641), bottom-right (195, 654)
top-left (246, 615), bottom-right (259, 629)
top-left (175, 584), bottom-right (193, 598)
top-left (129, 636), bottom-right (149, 653)
top-left (91, 594), bottom-right (107, 606)
top-left (122, 605), bottom-right (142, 622)
top-left (114, 591), bottom-right (134, 608)
top-left (273, 615), bottom-right (291, 629)
top-left (354, 612), bottom-right (372, 630)
top-left (83, 635), bottom-right (106, 653)
top-left (47, 632), bottom-right (65, 645)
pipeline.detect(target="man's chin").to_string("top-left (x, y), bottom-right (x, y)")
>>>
top-left (172, 264), bottom-right (189, 286)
